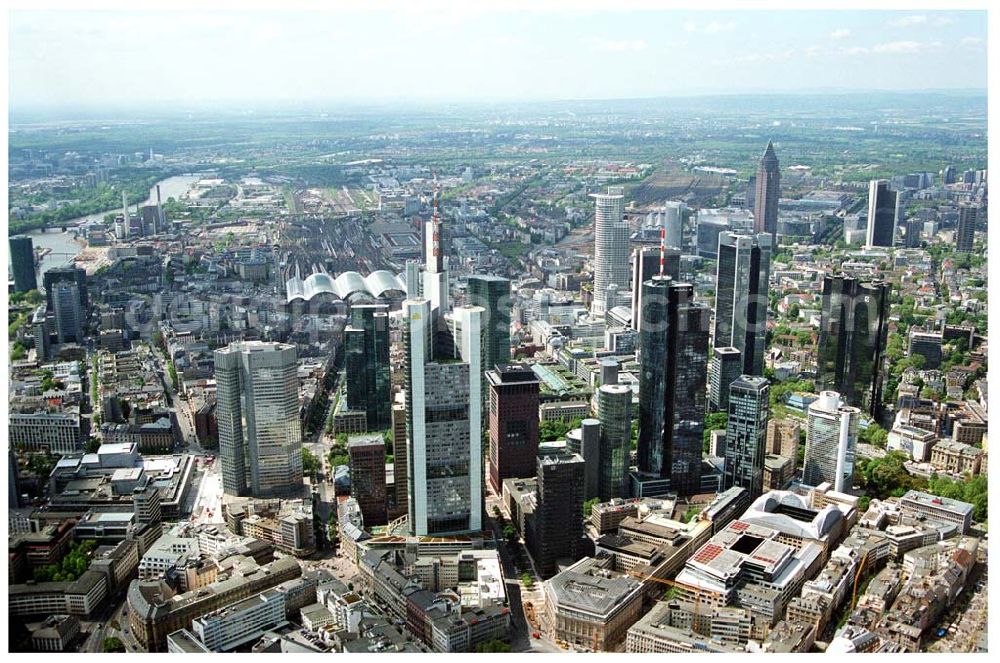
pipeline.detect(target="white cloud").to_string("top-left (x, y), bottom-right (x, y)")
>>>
top-left (889, 14), bottom-right (928, 28)
top-left (840, 46), bottom-right (870, 56)
top-left (830, 28), bottom-right (851, 40)
top-left (681, 20), bottom-right (735, 35)
top-left (960, 36), bottom-right (986, 52)
top-left (590, 38), bottom-right (647, 53)
top-left (872, 40), bottom-right (941, 54)
top-left (703, 20), bottom-right (736, 35)
top-left (734, 48), bottom-right (796, 64)
top-left (803, 45), bottom-right (822, 58)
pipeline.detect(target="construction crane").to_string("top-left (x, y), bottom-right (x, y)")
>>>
top-left (850, 550), bottom-right (871, 610)
top-left (625, 569), bottom-right (723, 619)
top-left (627, 569), bottom-right (772, 642)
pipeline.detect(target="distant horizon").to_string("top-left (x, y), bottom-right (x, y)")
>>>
top-left (9, 9), bottom-right (987, 115)
top-left (9, 87), bottom-right (989, 124)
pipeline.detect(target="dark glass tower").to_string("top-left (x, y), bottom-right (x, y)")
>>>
top-left (44, 266), bottom-right (88, 311)
top-left (714, 232), bottom-right (771, 376)
top-left (487, 364), bottom-right (540, 494)
top-left (956, 202), bottom-right (977, 253)
top-left (9, 236), bottom-right (37, 294)
top-left (866, 179), bottom-right (899, 247)
top-left (753, 141), bottom-right (780, 239)
top-left (466, 274), bottom-right (511, 374)
top-left (723, 375), bottom-right (770, 499)
top-left (533, 452), bottom-right (586, 577)
top-left (637, 276), bottom-right (710, 496)
top-left (709, 346), bottom-right (743, 413)
top-left (817, 275), bottom-right (891, 419)
top-left (597, 383), bottom-right (632, 500)
top-left (344, 304), bottom-right (391, 431)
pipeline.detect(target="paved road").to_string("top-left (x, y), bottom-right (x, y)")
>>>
top-left (81, 593), bottom-right (128, 652)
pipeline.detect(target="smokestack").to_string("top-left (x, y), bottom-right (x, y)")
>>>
top-left (155, 185), bottom-right (164, 235)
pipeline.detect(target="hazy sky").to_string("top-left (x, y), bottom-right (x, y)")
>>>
top-left (9, 9), bottom-right (988, 110)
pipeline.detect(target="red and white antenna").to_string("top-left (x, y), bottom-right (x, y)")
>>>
top-left (659, 222), bottom-right (666, 276)
top-left (430, 170), bottom-right (443, 271)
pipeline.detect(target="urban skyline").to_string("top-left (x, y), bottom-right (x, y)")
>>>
top-left (5, 4), bottom-right (990, 656)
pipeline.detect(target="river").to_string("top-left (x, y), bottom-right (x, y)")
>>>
top-left (24, 173), bottom-right (203, 276)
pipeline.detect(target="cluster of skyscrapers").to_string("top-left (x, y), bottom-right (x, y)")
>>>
top-left (9, 235), bottom-right (89, 360)
top-left (208, 141), bottom-right (893, 553)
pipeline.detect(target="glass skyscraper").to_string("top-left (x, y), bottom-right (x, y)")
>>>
top-left (466, 274), bottom-right (511, 373)
top-left (753, 141), bottom-right (780, 239)
top-left (631, 246), bottom-right (679, 333)
top-left (597, 383), bottom-right (632, 500)
top-left (804, 391), bottom-right (860, 493)
top-left (215, 341), bottom-right (303, 498)
top-left (817, 274), bottom-right (891, 418)
top-left (866, 179), bottom-right (899, 247)
top-left (404, 298), bottom-right (484, 536)
top-left (636, 276), bottom-right (710, 496)
top-left (714, 231), bottom-right (771, 377)
top-left (723, 375), bottom-right (770, 499)
top-left (9, 236), bottom-right (37, 294)
top-left (344, 304), bottom-right (391, 431)
top-left (591, 186), bottom-right (629, 316)
top-left (709, 346), bottom-right (743, 413)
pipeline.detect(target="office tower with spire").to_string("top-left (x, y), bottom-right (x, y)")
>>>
top-left (714, 232), bottom-right (771, 376)
top-left (422, 189), bottom-right (449, 315)
top-left (487, 364), bottom-right (540, 494)
top-left (590, 186), bottom-right (629, 316)
top-left (631, 245), bottom-right (680, 332)
top-left (817, 274), bottom-right (891, 418)
top-left (709, 346), bottom-right (743, 413)
top-left (636, 276), bottom-right (711, 497)
top-left (214, 342), bottom-right (303, 498)
top-left (956, 202), bottom-right (977, 253)
top-left (404, 297), bottom-right (484, 536)
top-left (344, 304), bottom-right (391, 431)
top-left (723, 376), bottom-right (770, 499)
top-left (865, 179), bottom-right (899, 247)
top-left (9, 236), bottom-right (37, 294)
top-left (467, 274), bottom-right (511, 373)
top-left (804, 391), bottom-right (860, 493)
top-left (753, 141), bottom-right (780, 239)
top-left (596, 383), bottom-right (632, 500)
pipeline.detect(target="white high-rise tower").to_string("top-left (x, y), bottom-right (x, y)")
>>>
top-left (590, 186), bottom-right (629, 316)
top-left (804, 391), bottom-right (860, 493)
top-left (403, 298), bottom-right (484, 536)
